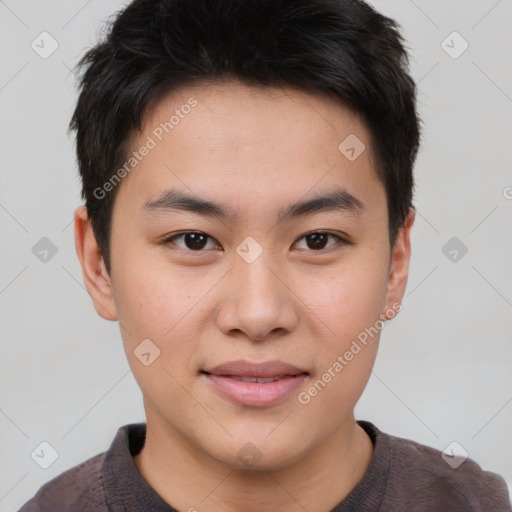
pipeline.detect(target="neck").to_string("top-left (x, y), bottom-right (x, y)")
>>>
top-left (133, 413), bottom-right (373, 512)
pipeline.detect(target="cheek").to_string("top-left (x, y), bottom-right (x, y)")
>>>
top-left (298, 258), bottom-right (388, 407)
top-left (306, 259), bottom-right (389, 344)
top-left (113, 251), bottom-right (201, 330)
top-left (113, 268), bottom-right (206, 400)
top-left (301, 280), bottom-right (384, 426)
top-left (111, 256), bottom-right (204, 360)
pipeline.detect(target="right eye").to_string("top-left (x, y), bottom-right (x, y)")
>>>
top-left (162, 231), bottom-right (221, 252)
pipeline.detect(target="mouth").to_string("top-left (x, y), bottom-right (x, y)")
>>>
top-left (200, 360), bottom-right (309, 407)
top-left (217, 375), bottom-right (285, 383)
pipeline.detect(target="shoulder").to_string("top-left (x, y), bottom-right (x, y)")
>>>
top-left (377, 425), bottom-right (511, 511)
top-left (18, 451), bottom-right (108, 512)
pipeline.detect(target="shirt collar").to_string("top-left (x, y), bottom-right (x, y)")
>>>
top-left (100, 420), bottom-right (389, 511)
top-left (101, 423), bottom-right (177, 511)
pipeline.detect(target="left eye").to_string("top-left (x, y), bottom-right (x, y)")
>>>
top-left (294, 232), bottom-right (344, 251)
top-left (164, 231), bottom-right (345, 252)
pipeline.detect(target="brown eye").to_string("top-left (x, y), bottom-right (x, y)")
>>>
top-left (165, 232), bottom-right (218, 251)
top-left (294, 232), bottom-right (347, 251)
top-left (183, 233), bottom-right (208, 250)
top-left (305, 233), bottom-right (329, 250)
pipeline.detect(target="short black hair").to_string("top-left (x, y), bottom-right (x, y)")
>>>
top-left (70, 0), bottom-right (421, 273)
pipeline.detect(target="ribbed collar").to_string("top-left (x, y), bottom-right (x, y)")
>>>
top-left (101, 420), bottom-right (389, 511)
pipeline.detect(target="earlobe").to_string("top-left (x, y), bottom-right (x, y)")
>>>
top-left (74, 206), bottom-right (118, 321)
top-left (383, 208), bottom-right (415, 319)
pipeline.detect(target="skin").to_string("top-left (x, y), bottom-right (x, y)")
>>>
top-left (74, 80), bottom-right (414, 512)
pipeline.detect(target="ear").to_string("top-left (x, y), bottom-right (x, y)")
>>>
top-left (383, 208), bottom-right (415, 319)
top-left (74, 206), bottom-right (118, 321)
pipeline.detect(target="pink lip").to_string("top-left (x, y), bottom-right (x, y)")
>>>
top-left (202, 359), bottom-right (309, 407)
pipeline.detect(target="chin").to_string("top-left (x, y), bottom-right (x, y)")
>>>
top-left (199, 431), bottom-right (312, 472)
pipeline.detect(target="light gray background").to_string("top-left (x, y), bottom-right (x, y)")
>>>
top-left (1, 1), bottom-right (511, 510)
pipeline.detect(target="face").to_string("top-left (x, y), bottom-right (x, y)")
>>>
top-left (76, 80), bottom-right (413, 470)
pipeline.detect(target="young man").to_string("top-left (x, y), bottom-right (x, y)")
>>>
top-left (20, 0), bottom-right (511, 511)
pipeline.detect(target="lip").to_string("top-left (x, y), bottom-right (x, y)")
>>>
top-left (201, 359), bottom-right (309, 407)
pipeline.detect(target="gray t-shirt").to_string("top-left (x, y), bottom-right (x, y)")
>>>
top-left (19, 421), bottom-right (511, 511)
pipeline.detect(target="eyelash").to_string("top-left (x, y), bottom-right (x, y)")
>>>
top-left (161, 230), bottom-right (351, 253)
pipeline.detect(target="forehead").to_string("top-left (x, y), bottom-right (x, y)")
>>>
top-left (117, 80), bottom-right (384, 218)
top-left (142, 80), bottom-right (370, 155)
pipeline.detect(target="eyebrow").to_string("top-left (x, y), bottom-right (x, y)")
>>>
top-left (141, 187), bottom-right (364, 222)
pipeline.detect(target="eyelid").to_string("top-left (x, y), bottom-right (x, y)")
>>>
top-left (162, 231), bottom-right (221, 251)
top-left (293, 231), bottom-right (352, 250)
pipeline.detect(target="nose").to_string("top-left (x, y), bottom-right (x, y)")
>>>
top-left (214, 249), bottom-right (299, 341)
